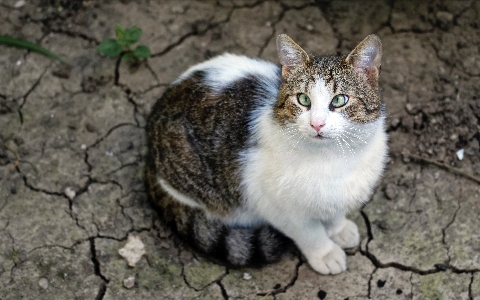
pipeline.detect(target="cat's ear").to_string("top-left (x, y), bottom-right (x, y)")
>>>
top-left (345, 34), bottom-right (382, 80)
top-left (276, 34), bottom-right (310, 78)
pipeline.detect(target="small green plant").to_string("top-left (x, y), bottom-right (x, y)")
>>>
top-left (97, 24), bottom-right (151, 62)
top-left (0, 35), bottom-right (68, 64)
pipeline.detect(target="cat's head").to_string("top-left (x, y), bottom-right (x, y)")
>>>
top-left (274, 34), bottom-right (383, 149)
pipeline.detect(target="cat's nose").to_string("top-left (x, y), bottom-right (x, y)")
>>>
top-left (310, 122), bottom-right (325, 133)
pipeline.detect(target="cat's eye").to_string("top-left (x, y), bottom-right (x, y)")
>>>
top-left (297, 93), bottom-right (311, 107)
top-left (331, 94), bottom-right (349, 108)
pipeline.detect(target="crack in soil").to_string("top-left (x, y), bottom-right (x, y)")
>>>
top-left (6, 231), bottom-right (20, 284)
top-left (361, 207), bottom-right (479, 277)
top-left (148, 0), bottom-right (269, 61)
top-left (409, 272), bottom-right (414, 300)
top-left (13, 165), bottom-right (92, 237)
top-left (16, 65), bottom-right (51, 124)
top-left (94, 282), bottom-right (107, 300)
top-left (89, 237), bottom-right (110, 283)
top-left (257, 252), bottom-right (304, 297)
top-left (47, 28), bottom-right (99, 45)
top-left (313, 1), bottom-right (343, 54)
top-left (256, 7), bottom-right (282, 58)
top-left (440, 181), bottom-right (461, 266)
top-left (179, 254), bottom-right (228, 293)
top-left (217, 279), bottom-right (229, 300)
top-left (360, 209), bottom-right (439, 275)
top-left (26, 239), bottom-right (88, 255)
top-left (468, 273), bottom-right (474, 300)
top-left (367, 267), bottom-right (378, 299)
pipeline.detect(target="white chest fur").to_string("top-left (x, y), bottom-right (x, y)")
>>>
top-left (240, 111), bottom-right (388, 224)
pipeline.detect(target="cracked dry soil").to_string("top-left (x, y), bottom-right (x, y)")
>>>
top-left (0, 0), bottom-right (479, 299)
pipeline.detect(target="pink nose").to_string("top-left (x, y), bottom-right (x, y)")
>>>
top-left (310, 122), bottom-right (325, 133)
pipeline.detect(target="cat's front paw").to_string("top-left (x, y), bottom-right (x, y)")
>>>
top-left (306, 243), bottom-right (346, 275)
top-left (330, 219), bottom-right (360, 249)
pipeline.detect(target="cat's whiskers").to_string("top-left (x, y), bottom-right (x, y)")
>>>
top-left (340, 137), bottom-right (356, 157)
top-left (343, 131), bottom-right (368, 145)
top-left (334, 136), bottom-right (348, 159)
top-left (280, 128), bottom-right (301, 143)
top-left (278, 126), bottom-right (306, 153)
top-left (288, 133), bottom-right (304, 154)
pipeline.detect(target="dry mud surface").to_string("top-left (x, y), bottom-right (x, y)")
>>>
top-left (1, 0), bottom-right (479, 299)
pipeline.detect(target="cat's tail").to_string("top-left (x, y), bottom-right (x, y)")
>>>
top-left (146, 165), bottom-right (292, 266)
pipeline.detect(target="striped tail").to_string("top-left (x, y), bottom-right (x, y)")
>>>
top-left (146, 164), bottom-right (292, 266)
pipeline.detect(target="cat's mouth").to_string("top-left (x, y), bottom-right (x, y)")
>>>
top-left (314, 133), bottom-right (325, 140)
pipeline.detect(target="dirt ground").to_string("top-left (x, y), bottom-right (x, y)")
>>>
top-left (0, 0), bottom-right (479, 299)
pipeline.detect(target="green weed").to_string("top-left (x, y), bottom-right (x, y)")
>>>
top-left (0, 35), bottom-right (68, 64)
top-left (97, 24), bottom-right (151, 62)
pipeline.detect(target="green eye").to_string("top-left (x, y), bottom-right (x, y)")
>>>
top-left (297, 93), bottom-right (311, 106)
top-left (331, 94), bottom-right (349, 108)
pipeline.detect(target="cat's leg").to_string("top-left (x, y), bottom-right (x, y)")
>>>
top-left (323, 213), bottom-right (360, 249)
top-left (262, 210), bottom-right (347, 274)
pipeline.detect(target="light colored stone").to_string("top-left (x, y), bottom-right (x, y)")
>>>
top-left (118, 235), bottom-right (146, 267)
top-left (38, 277), bottom-right (49, 290)
top-left (123, 276), bottom-right (135, 289)
top-left (64, 187), bottom-right (76, 200)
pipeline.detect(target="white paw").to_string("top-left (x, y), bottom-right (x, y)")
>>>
top-left (330, 219), bottom-right (360, 249)
top-left (306, 243), bottom-right (346, 275)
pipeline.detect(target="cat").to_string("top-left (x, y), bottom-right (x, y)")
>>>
top-left (146, 34), bottom-right (387, 274)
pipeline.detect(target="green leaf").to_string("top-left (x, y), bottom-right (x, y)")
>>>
top-left (123, 26), bottom-right (142, 45)
top-left (115, 24), bottom-right (125, 40)
top-left (0, 35), bottom-right (69, 65)
top-left (97, 39), bottom-right (122, 56)
top-left (133, 45), bottom-right (151, 58)
top-left (122, 52), bottom-right (136, 62)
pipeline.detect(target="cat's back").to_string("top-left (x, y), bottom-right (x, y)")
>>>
top-left (146, 53), bottom-right (281, 214)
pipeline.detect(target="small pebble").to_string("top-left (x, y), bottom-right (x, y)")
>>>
top-left (81, 144), bottom-right (87, 150)
top-left (38, 277), bottom-right (49, 290)
top-left (456, 149), bottom-right (464, 161)
top-left (64, 187), bottom-right (76, 200)
top-left (123, 276), bottom-right (135, 289)
top-left (14, 0), bottom-right (26, 8)
top-left (242, 272), bottom-right (252, 280)
top-left (106, 151), bottom-right (113, 156)
top-left (405, 103), bottom-right (415, 114)
top-left (384, 183), bottom-right (398, 200)
top-left (159, 241), bottom-right (170, 249)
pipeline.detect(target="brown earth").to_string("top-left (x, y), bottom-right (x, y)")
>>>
top-left (0, 0), bottom-right (479, 299)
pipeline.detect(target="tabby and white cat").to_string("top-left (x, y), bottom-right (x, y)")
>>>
top-left (146, 34), bottom-right (387, 274)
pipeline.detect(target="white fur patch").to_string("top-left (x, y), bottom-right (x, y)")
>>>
top-left (157, 177), bottom-right (202, 209)
top-left (173, 53), bottom-right (280, 93)
top-left (242, 110), bottom-right (387, 219)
